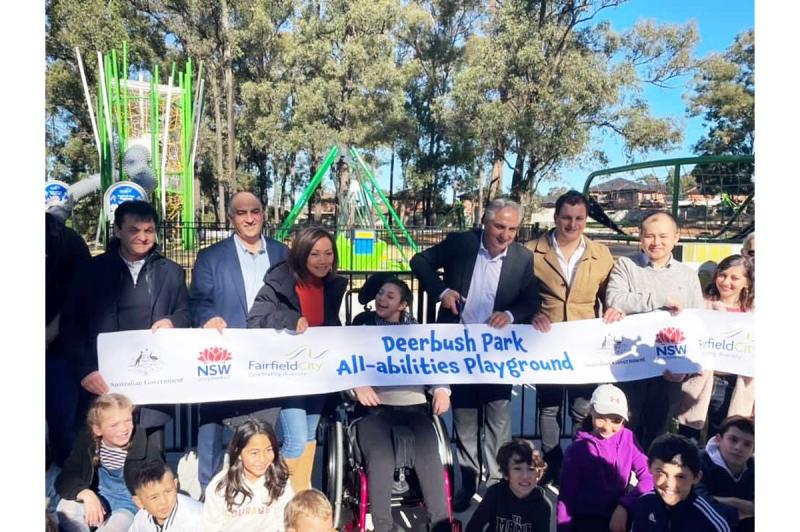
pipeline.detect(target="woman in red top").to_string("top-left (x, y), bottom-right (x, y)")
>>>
top-left (248, 227), bottom-right (347, 492)
top-left (676, 254), bottom-right (754, 443)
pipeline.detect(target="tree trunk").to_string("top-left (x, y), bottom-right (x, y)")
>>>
top-left (209, 68), bottom-right (226, 221)
top-left (221, 0), bottom-right (236, 188)
top-left (489, 144), bottom-right (505, 200)
top-left (510, 147), bottom-right (527, 201)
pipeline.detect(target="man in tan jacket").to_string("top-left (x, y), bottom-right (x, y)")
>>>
top-left (527, 190), bottom-right (619, 485)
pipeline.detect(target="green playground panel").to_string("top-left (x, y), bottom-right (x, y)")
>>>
top-left (335, 233), bottom-right (407, 271)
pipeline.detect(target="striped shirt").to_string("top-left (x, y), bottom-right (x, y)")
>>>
top-left (99, 441), bottom-right (127, 470)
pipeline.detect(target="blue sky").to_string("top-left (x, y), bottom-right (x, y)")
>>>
top-left (372, 0), bottom-right (754, 197)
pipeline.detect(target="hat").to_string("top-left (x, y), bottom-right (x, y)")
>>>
top-left (590, 384), bottom-right (629, 421)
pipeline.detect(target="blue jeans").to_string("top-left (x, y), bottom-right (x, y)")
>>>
top-left (279, 396), bottom-right (324, 458)
top-left (197, 422), bottom-right (232, 492)
top-left (98, 466), bottom-right (139, 515)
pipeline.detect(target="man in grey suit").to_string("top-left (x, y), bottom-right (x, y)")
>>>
top-left (410, 198), bottom-right (539, 511)
top-left (189, 191), bottom-right (288, 494)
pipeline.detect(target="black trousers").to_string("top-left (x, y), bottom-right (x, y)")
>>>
top-left (451, 384), bottom-right (512, 498)
top-left (619, 377), bottom-right (678, 452)
top-left (357, 405), bottom-right (449, 532)
top-left (537, 384), bottom-right (594, 481)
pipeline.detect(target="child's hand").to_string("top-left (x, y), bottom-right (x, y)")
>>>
top-left (354, 386), bottom-right (381, 407)
top-left (432, 388), bottom-right (451, 415)
top-left (295, 317), bottom-right (309, 333)
top-left (78, 489), bottom-right (105, 527)
top-left (608, 504), bottom-right (628, 532)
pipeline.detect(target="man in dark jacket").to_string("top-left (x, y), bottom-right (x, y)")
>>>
top-left (410, 198), bottom-right (539, 511)
top-left (189, 191), bottom-right (288, 494)
top-left (46, 212), bottom-right (91, 465)
top-left (61, 200), bottom-right (190, 428)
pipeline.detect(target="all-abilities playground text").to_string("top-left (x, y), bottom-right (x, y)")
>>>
top-left (336, 329), bottom-right (574, 378)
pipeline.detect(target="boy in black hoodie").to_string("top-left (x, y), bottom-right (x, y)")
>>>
top-left (466, 439), bottom-right (552, 532)
top-left (630, 434), bottom-right (731, 531)
top-left (696, 416), bottom-right (755, 532)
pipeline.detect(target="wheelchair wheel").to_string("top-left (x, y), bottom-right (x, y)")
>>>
top-left (323, 419), bottom-right (346, 528)
top-left (431, 414), bottom-right (453, 467)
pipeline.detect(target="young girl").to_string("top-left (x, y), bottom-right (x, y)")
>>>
top-left (203, 419), bottom-right (294, 531)
top-left (556, 384), bottom-right (653, 532)
top-left (466, 439), bottom-right (551, 532)
top-left (351, 275), bottom-right (452, 532)
top-left (677, 254), bottom-right (755, 441)
top-left (55, 393), bottom-right (163, 532)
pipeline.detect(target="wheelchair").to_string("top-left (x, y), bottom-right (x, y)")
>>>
top-left (321, 394), bottom-right (462, 531)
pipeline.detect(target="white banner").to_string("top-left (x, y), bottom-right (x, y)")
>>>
top-left (98, 309), bottom-right (753, 405)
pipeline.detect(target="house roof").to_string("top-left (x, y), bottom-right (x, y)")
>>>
top-left (590, 177), bottom-right (666, 193)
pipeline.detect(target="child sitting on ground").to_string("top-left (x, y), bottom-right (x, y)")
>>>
top-left (466, 439), bottom-right (551, 532)
top-left (557, 384), bottom-right (653, 532)
top-left (631, 433), bottom-right (731, 531)
top-left (55, 393), bottom-right (163, 532)
top-left (203, 419), bottom-right (294, 531)
top-left (284, 489), bottom-right (334, 532)
top-left (696, 416), bottom-right (754, 532)
top-left (129, 460), bottom-right (203, 531)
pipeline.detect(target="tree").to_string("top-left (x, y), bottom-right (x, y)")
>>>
top-left (395, 0), bottom-right (483, 224)
top-left (687, 29), bottom-right (754, 195)
top-left (451, 0), bottom-right (697, 202)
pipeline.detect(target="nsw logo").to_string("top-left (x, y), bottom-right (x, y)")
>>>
top-left (654, 327), bottom-right (687, 358)
top-left (197, 347), bottom-right (233, 378)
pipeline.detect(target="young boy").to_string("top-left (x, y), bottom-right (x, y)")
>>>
top-left (605, 211), bottom-right (704, 451)
top-left (465, 439), bottom-right (552, 532)
top-left (284, 489), bottom-right (335, 532)
top-left (631, 434), bottom-right (731, 531)
top-left (696, 416), bottom-right (754, 532)
top-left (129, 460), bottom-right (203, 532)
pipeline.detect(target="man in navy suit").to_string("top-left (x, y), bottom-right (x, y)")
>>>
top-left (410, 198), bottom-right (539, 511)
top-left (189, 191), bottom-right (289, 494)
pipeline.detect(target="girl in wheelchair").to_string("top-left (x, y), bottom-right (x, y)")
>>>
top-left (351, 274), bottom-right (453, 532)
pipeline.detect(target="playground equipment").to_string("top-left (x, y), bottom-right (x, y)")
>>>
top-left (582, 154), bottom-right (754, 241)
top-left (277, 146), bottom-right (418, 270)
top-left (580, 154), bottom-right (754, 270)
top-left (70, 42), bottom-right (204, 247)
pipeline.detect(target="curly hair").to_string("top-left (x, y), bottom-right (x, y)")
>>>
top-left (216, 419), bottom-right (290, 512)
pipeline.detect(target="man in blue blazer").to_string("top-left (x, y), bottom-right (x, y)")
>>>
top-left (189, 191), bottom-right (289, 494)
top-left (410, 198), bottom-right (540, 511)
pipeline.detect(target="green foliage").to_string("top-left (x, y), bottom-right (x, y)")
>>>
top-left (687, 29), bottom-right (754, 195)
top-left (46, 0), bottom-right (744, 224)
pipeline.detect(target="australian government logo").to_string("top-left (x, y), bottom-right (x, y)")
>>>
top-left (109, 349), bottom-right (183, 388)
top-left (654, 327), bottom-right (687, 358)
top-left (130, 348), bottom-right (164, 376)
top-left (248, 346), bottom-right (327, 378)
top-left (197, 347), bottom-right (233, 379)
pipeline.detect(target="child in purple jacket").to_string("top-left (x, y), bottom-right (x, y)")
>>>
top-left (556, 384), bottom-right (653, 532)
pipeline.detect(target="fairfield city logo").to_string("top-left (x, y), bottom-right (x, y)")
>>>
top-left (654, 327), bottom-right (687, 358)
top-left (197, 347), bottom-right (233, 378)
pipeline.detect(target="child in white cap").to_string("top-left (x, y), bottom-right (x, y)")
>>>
top-left (556, 384), bottom-right (654, 532)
